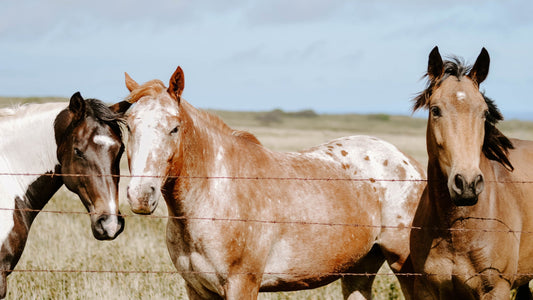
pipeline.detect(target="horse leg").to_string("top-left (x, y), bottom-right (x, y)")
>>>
top-left (341, 245), bottom-right (385, 300)
top-left (184, 282), bottom-right (223, 300)
top-left (0, 198), bottom-right (37, 299)
top-left (224, 273), bottom-right (261, 300)
top-left (479, 278), bottom-right (512, 300)
top-left (515, 283), bottom-right (533, 300)
top-left (0, 231), bottom-right (28, 299)
top-left (0, 271), bottom-right (5, 299)
top-left (395, 255), bottom-right (416, 300)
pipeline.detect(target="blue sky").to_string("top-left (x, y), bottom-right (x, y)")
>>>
top-left (1, 1), bottom-right (532, 119)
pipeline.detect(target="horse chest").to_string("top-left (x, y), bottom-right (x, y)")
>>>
top-left (166, 218), bottom-right (229, 295)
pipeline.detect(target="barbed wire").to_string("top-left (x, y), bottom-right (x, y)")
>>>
top-left (0, 207), bottom-right (530, 235)
top-left (2, 172), bottom-right (533, 284)
top-left (7, 268), bottom-right (533, 278)
top-left (1, 172), bottom-right (532, 234)
top-left (2, 172), bottom-right (533, 184)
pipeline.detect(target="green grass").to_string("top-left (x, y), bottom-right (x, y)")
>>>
top-left (3, 97), bottom-right (532, 299)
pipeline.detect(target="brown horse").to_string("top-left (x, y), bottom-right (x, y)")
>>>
top-left (410, 47), bottom-right (533, 299)
top-left (0, 92), bottom-right (130, 298)
top-left (123, 66), bottom-right (426, 299)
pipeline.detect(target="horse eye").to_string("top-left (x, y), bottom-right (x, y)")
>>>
top-left (483, 109), bottom-right (489, 119)
top-left (74, 148), bottom-right (84, 158)
top-left (170, 126), bottom-right (179, 134)
top-left (430, 106), bottom-right (442, 117)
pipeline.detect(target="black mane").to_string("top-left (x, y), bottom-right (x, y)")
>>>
top-left (85, 98), bottom-right (126, 140)
top-left (54, 98), bottom-right (126, 147)
top-left (413, 57), bottom-right (514, 171)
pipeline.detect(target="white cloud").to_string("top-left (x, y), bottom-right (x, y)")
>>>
top-left (1, 1), bottom-right (532, 118)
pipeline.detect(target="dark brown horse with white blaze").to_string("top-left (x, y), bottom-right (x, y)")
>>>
top-left (410, 47), bottom-right (533, 299)
top-left (124, 66), bottom-right (426, 299)
top-left (0, 92), bottom-right (130, 298)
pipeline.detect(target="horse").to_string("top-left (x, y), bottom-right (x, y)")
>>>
top-left (0, 92), bottom-right (131, 298)
top-left (122, 66), bottom-right (426, 300)
top-left (410, 46), bottom-right (533, 299)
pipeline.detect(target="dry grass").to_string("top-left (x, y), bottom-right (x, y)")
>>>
top-left (3, 99), bottom-right (532, 299)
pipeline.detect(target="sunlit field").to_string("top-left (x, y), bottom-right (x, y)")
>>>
top-left (2, 97), bottom-right (533, 299)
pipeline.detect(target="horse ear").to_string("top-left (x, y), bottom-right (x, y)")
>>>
top-left (125, 72), bottom-right (140, 92)
top-left (468, 47), bottom-right (490, 85)
top-left (168, 66), bottom-right (184, 103)
top-left (69, 92), bottom-right (86, 120)
top-left (427, 46), bottom-right (444, 81)
top-left (109, 101), bottom-right (132, 114)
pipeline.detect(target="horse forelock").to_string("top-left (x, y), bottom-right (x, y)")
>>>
top-left (84, 98), bottom-right (126, 140)
top-left (412, 58), bottom-right (514, 170)
top-left (126, 79), bottom-right (167, 104)
top-left (54, 99), bottom-right (125, 148)
top-left (413, 57), bottom-right (471, 111)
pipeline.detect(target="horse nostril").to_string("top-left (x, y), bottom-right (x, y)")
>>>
top-left (474, 174), bottom-right (484, 195)
top-left (454, 174), bottom-right (465, 193)
top-left (96, 215), bottom-right (107, 228)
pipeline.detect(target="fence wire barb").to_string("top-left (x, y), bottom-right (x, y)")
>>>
top-left (0, 207), bottom-right (531, 235)
top-left (8, 269), bottom-right (533, 278)
top-left (3, 172), bottom-right (533, 282)
top-left (3, 172), bottom-right (533, 184)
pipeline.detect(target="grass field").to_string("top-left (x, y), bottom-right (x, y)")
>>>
top-left (2, 97), bottom-right (533, 299)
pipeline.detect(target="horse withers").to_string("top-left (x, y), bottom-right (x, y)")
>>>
top-left (0, 92), bottom-right (130, 298)
top-left (123, 66), bottom-right (426, 299)
top-left (410, 47), bottom-right (533, 299)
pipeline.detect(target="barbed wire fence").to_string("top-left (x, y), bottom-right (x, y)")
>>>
top-left (2, 172), bottom-right (533, 279)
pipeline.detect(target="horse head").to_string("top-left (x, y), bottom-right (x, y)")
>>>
top-left (54, 92), bottom-right (129, 239)
top-left (413, 47), bottom-right (511, 206)
top-left (124, 67), bottom-right (184, 214)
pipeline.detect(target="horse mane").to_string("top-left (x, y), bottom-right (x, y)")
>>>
top-left (54, 99), bottom-right (125, 146)
top-left (482, 95), bottom-right (514, 170)
top-left (0, 104), bottom-right (25, 117)
top-left (181, 100), bottom-right (262, 146)
top-left (84, 98), bottom-right (126, 140)
top-left (412, 57), bottom-right (514, 170)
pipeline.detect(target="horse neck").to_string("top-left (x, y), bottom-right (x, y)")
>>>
top-left (178, 102), bottom-right (234, 176)
top-left (427, 159), bottom-right (454, 218)
top-left (426, 153), bottom-right (496, 225)
top-left (0, 104), bottom-right (65, 209)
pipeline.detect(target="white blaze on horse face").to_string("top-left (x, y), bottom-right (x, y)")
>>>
top-left (457, 91), bottom-right (466, 101)
top-left (108, 196), bottom-right (117, 214)
top-left (127, 99), bottom-right (179, 208)
top-left (93, 135), bottom-right (117, 148)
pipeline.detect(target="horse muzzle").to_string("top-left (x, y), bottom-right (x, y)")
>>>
top-left (91, 213), bottom-right (125, 240)
top-left (449, 173), bottom-right (484, 206)
top-left (126, 185), bottom-right (159, 215)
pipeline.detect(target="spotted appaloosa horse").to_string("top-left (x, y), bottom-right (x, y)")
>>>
top-left (410, 47), bottom-right (533, 299)
top-left (0, 92), bottom-right (130, 298)
top-left (123, 66), bottom-right (426, 299)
